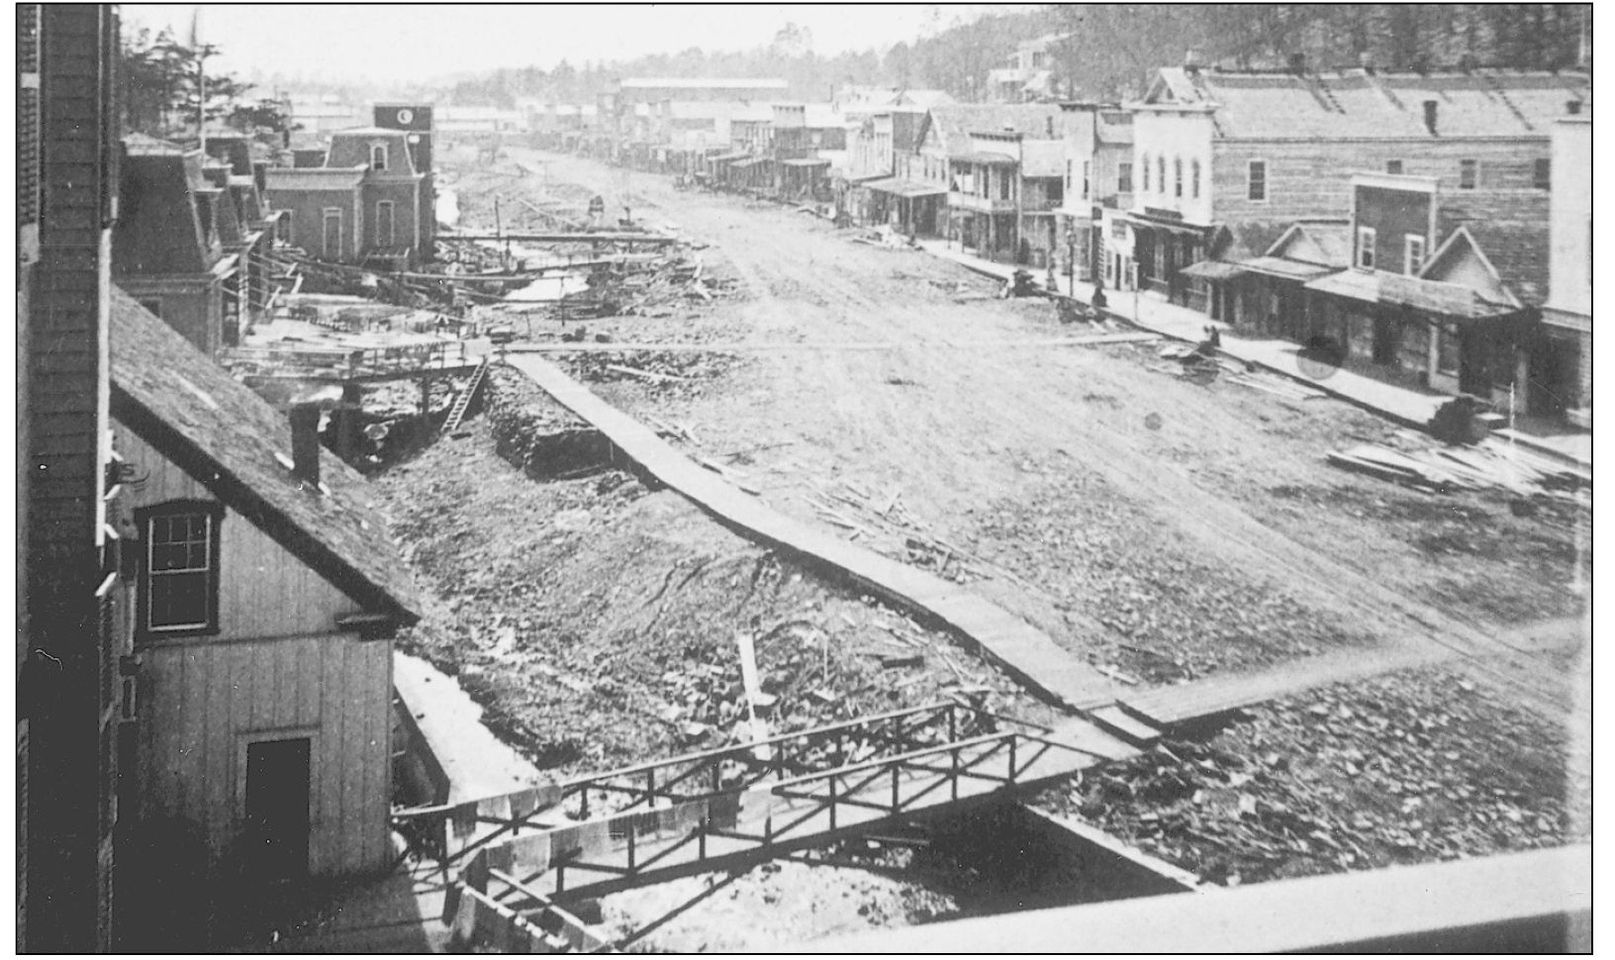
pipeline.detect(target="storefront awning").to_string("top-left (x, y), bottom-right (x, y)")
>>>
top-left (1304, 269), bottom-right (1519, 321)
top-left (732, 156), bottom-right (771, 169)
top-left (1303, 269), bottom-right (1381, 304)
top-left (949, 151), bottom-right (1018, 166)
top-left (1180, 260), bottom-right (1247, 281)
top-left (781, 157), bottom-right (831, 167)
top-left (1119, 210), bottom-right (1214, 237)
top-left (864, 177), bottom-right (947, 199)
top-left (1237, 256), bottom-right (1336, 282)
top-left (1542, 306), bottom-right (1591, 334)
top-left (708, 151), bottom-right (751, 163)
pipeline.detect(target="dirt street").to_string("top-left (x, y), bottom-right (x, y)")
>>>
top-left (371, 146), bottom-right (1586, 947)
top-left (470, 147), bottom-right (1584, 705)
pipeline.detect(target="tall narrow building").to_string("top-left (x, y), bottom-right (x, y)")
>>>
top-left (17, 3), bottom-right (126, 952)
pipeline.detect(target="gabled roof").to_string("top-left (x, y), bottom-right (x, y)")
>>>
top-left (1141, 66), bottom-right (1588, 139)
top-left (110, 288), bottom-right (420, 623)
top-left (1421, 225), bottom-right (1528, 309)
top-left (1264, 220), bottom-right (1353, 267)
top-left (1442, 219), bottom-right (1550, 307)
top-left (920, 103), bottom-right (1078, 156)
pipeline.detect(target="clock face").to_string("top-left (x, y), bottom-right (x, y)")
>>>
top-left (396, 108), bottom-right (414, 125)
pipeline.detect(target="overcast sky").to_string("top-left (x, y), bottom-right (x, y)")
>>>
top-left (121, 4), bottom-right (1019, 86)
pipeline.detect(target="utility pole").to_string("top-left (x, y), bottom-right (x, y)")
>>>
top-left (192, 9), bottom-right (207, 153)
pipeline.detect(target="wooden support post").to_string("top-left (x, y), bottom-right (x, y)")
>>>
top-left (627, 825), bottom-right (636, 872)
top-left (891, 765), bottom-right (901, 813)
top-left (829, 776), bottom-right (838, 831)
top-left (1009, 736), bottom-right (1018, 781)
top-left (951, 747), bottom-right (960, 802)
top-left (419, 377), bottom-right (431, 416)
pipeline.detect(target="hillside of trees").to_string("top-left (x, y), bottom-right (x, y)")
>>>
top-left (437, 4), bottom-right (1588, 107)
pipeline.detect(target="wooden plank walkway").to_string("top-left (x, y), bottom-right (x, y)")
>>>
top-left (503, 354), bottom-right (1122, 712)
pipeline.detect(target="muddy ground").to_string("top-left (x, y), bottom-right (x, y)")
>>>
top-left (363, 145), bottom-right (1588, 948)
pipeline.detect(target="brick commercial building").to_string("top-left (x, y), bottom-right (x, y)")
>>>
top-left (266, 127), bottom-right (427, 269)
top-left (1122, 58), bottom-right (1588, 316)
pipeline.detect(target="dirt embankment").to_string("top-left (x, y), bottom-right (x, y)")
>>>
top-left (376, 369), bottom-right (1058, 776)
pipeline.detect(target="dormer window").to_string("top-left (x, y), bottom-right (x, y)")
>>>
top-left (371, 143), bottom-right (388, 172)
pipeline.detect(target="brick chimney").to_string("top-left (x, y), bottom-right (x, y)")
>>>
top-left (1184, 49), bottom-right (1202, 74)
top-left (1288, 52), bottom-right (1307, 74)
top-left (288, 403), bottom-right (322, 489)
top-left (1423, 99), bottom-right (1439, 135)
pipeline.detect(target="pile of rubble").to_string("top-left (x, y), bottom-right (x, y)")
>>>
top-left (556, 348), bottom-right (745, 398)
top-left (1046, 663), bottom-right (1572, 886)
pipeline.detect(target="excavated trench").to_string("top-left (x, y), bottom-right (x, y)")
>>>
top-left (421, 368), bottom-right (1198, 949)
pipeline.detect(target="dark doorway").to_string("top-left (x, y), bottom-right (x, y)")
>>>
top-left (1528, 335), bottom-right (1575, 418)
top-left (1459, 328), bottom-right (1492, 395)
top-left (244, 738), bottom-right (311, 880)
top-left (1372, 312), bottom-right (1400, 365)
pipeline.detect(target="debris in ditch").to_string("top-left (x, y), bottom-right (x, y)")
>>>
top-left (1046, 664), bottom-right (1570, 886)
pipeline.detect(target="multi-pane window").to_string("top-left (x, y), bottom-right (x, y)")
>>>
top-left (1458, 159), bottom-right (1477, 190)
top-left (1534, 158), bottom-right (1551, 191)
top-left (1357, 225), bottom-right (1377, 269)
top-left (1117, 161), bottom-right (1133, 194)
top-left (371, 143), bottom-right (388, 172)
top-left (1140, 153), bottom-right (1150, 191)
top-left (1248, 160), bottom-right (1267, 201)
top-left (1173, 157), bottom-right (1183, 198)
top-left (1404, 234), bottom-right (1426, 275)
top-left (1386, 159), bottom-right (1403, 175)
top-left (1081, 161), bottom-right (1091, 200)
top-left (1191, 159), bottom-right (1201, 199)
top-left (143, 508), bottom-right (219, 633)
top-left (1156, 155), bottom-right (1165, 196)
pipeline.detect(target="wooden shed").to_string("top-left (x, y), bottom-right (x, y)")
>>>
top-left (108, 288), bottom-right (420, 885)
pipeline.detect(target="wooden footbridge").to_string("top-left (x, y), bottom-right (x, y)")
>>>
top-left (399, 702), bottom-right (1137, 952)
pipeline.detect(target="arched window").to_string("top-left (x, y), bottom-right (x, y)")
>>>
top-left (1191, 159), bottom-right (1201, 199)
top-left (1156, 155), bottom-right (1166, 195)
top-left (1174, 157), bottom-right (1183, 198)
top-left (1141, 152), bottom-right (1151, 191)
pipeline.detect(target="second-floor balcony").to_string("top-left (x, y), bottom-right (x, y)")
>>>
top-left (949, 191), bottom-right (1017, 214)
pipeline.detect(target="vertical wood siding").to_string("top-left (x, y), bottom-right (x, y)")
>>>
top-left (117, 419), bottom-right (392, 876)
top-left (140, 634), bottom-right (393, 876)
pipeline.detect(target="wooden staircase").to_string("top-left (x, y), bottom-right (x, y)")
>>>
top-left (442, 357), bottom-right (492, 434)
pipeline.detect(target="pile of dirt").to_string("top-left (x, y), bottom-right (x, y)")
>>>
top-left (970, 459), bottom-right (1376, 684)
top-left (373, 391), bottom-right (1055, 777)
top-left (1038, 663), bottom-right (1573, 886)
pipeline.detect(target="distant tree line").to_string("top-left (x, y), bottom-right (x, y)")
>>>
top-left (438, 4), bottom-right (1588, 108)
top-left (120, 25), bottom-right (293, 140)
